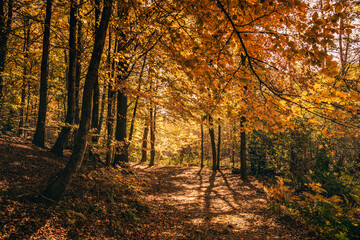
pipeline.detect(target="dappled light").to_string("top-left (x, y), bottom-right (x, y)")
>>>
top-left (0, 0), bottom-right (360, 239)
top-left (132, 163), bottom-right (309, 239)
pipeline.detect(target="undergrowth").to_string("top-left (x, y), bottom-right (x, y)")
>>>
top-left (54, 166), bottom-right (151, 238)
top-left (263, 176), bottom-right (360, 240)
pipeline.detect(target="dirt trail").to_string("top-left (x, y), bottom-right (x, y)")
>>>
top-left (132, 163), bottom-right (311, 240)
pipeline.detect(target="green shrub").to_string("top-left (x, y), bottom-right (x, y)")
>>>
top-left (264, 177), bottom-right (360, 239)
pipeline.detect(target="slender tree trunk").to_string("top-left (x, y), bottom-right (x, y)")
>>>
top-left (140, 120), bottom-right (149, 162)
top-left (113, 5), bottom-right (130, 166)
top-left (208, 115), bottom-right (217, 171)
top-left (74, 1), bottom-right (82, 125)
top-left (26, 85), bottom-right (32, 129)
top-left (217, 121), bottom-right (221, 170)
top-left (0, 0), bottom-right (12, 104)
top-left (240, 116), bottom-right (247, 180)
top-left (231, 125), bottom-right (235, 168)
top-left (339, 16), bottom-right (344, 70)
top-left (72, 0), bottom-right (82, 147)
top-left (129, 96), bottom-right (138, 141)
top-left (18, 18), bottom-right (30, 137)
top-left (25, 79), bottom-right (31, 136)
top-left (200, 123), bottom-right (204, 168)
top-left (33, 0), bottom-right (53, 147)
top-left (91, 77), bottom-right (100, 139)
top-left (344, 32), bottom-right (350, 67)
top-left (149, 105), bottom-right (156, 166)
top-left (19, 86), bottom-right (26, 136)
top-left (51, 0), bottom-right (77, 156)
top-left (129, 54), bottom-right (147, 142)
top-left (106, 35), bottom-right (115, 166)
top-left (105, 89), bottom-right (115, 166)
top-left (41, 0), bottom-right (112, 203)
top-left (98, 84), bottom-right (106, 136)
top-left (91, 0), bottom-right (101, 144)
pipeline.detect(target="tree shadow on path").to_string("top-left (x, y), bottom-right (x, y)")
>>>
top-left (131, 163), bottom-right (314, 240)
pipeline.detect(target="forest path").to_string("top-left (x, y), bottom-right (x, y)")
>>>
top-left (131, 163), bottom-right (311, 240)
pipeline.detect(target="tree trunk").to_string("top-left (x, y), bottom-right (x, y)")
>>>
top-left (74, 1), bottom-right (82, 125)
top-left (240, 116), bottom-right (247, 180)
top-left (91, 77), bottom-right (100, 140)
top-left (208, 115), bottom-right (217, 171)
top-left (231, 126), bottom-right (235, 168)
top-left (91, 0), bottom-right (101, 144)
top-left (33, 0), bottom-right (53, 147)
top-left (98, 84), bottom-right (106, 136)
top-left (18, 18), bottom-right (30, 137)
top-left (200, 123), bottom-right (204, 168)
top-left (128, 96), bottom-right (138, 141)
top-left (149, 105), bottom-right (156, 166)
top-left (217, 121), bottom-right (221, 170)
top-left (112, 5), bottom-right (130, 167)
top-left (339, 16), bottom-right (344, 70)
top-left (106, 34), bottom-right (115, 166)
top-left (41, 0), bottom-right (112, 203)
top-left (113, 87), bottom-right (129, 165)
top-left (129, 53), bottom-right (147, 142)
top-left (72, 0), bottom-right (82, 147)
top-left (140, 121), bottom-right (149, 162)
top-left (51, 0), bottom-right (77, 156)
top-left (0, 0), bottom-right (13, 103)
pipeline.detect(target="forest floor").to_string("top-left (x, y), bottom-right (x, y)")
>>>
top-left (131, 163), bottom-right (314, 240)
top-left (0, 133), bottom-right (314, 239)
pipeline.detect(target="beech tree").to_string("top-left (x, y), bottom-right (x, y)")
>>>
top-left (33, 0), bottom-right (53, 147)
top-left (113, 3), bottom-right (130, 166)
top-left (18, 17), bottom-right (31, 137)
top-left (41, 0), bottom-right (113, 202)
top-left (51, 0), bottom-right (78, 156)
top-left (0, 0), bottom-right (12, 104)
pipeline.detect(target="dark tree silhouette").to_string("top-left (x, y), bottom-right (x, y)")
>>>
top-left (41, 0), bottom-right (113, 202)
top-left (33, 0), bottom-right (53, 147)
top-left (51, 0), bottom-right (78, 156)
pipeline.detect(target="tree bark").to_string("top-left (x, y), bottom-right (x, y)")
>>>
top-left (217, 121), bottom-right (221, 170)
top-left (149, 105), bottom-right (156, 166)
top-left (140, 120), bottom-right (149, 162)
top-left (91, 77), bottom-right (100, 140)
top-left (33, 0), bottom-right (53, 147)
top-left (339, 16), bottom-right (344, 70)
top-left (106, 34), bottom-right (115, 166)
top-left (113, 5), bottom-right (130, 167)
top-left (129, 54), bottom-right (147, 142)
top-left (18, 18), bottom-right (30, 137)
top-left (0, 0), bottom-right (12, 104)
top-left (74, 1), bottom-right (82, 125)
top-left (41, 0), bottom-right (112, 203)
top-left (98, 84), bottom-right (106, 136)
top-left (231, 126), bottom-right (235, 168)
top-left (240, 116), bottom-right (247, 180)
top-left (200, 123), bottom-right (204, 168)
top-left (51, 0), bottom-right (77, 156)
top-left (91, 0), bottom-right (101, 144)
top-left (208, 115), bottom-right (217, 171)
top-left (113, 87), bottom-right (129, 165)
